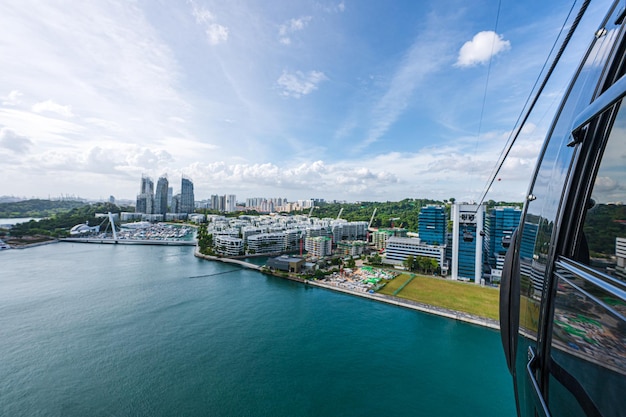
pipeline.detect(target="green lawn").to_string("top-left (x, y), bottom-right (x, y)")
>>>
top-left (378, 273), bottom-right (500, 320)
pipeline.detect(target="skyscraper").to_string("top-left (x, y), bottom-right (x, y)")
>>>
top-left (180, 177), bottom-right (195, 214)
top-left (484, 206), bottom-right (521, 283)
top-left (136, 176), bottom-right (154, 214)
top-left (450, 203), bottom-right (485, 283)
top-left (226, 194), bottom-right (236, 212)
top-left (418, 205), bottom-right (447, 245)
top-left (154, 176), bottom-right (169, 217)
top-left (167, 187), bottom-right (173, 211)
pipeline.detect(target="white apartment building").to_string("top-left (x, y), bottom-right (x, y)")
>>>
top-left (247, 232), bottom-right (286, 254)
top-left (336, 240), bottom-right (366, 257)
top-left (306, 236), bottom-right (332, 258)
top-left (385, 236), bottom-right (447, 274)
top-left (214, 235), bottom-right (243, 256)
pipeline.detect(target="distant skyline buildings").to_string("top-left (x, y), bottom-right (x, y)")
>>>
top-left (154, 176), bottom-right (169, 217)
top-left (180, 177), bottom-right (194, 215)
top-left (134, 174), bottom-right (195, 216)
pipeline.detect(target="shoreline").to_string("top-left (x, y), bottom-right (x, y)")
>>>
top-left (5, 239), bottom-right (59, 249)
top-left (194, 248), bottom-right (500, 330)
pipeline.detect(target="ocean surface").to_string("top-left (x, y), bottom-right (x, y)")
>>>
top-left (0, 243), bottom-right (516, 417)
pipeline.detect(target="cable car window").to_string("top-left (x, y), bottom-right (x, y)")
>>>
top-left (548, 101), bottom-right (626, 417)
top-left (583, 107), bottom-right (626, 278)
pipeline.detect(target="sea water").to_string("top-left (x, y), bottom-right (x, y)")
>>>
top-left (0, 243), bottom-right (516, 416)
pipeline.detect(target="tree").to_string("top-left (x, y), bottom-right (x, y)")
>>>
top-left (346, 257), bottom-right (356, 269)
top-left (403, 255), bottom-right (415, 271)
top-left (368, 253), bottom-right (382, 265)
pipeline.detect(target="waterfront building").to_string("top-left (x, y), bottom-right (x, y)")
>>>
top-left (330, 221), bottom-right (368, 243)
top-left (214, 235), bottom-right (244, 256)
top-left (154, 176), bottom-right (169, 217)
top-left (284, 229), bottom-right (303, 252)
top-left (121, 212), bottom-right (143, 222)
top-left (266, 255), bottom-right (305, 273)
top-left (241, 226), bottom-right (264, 243)
top-left (69, 223), bottom-right (100, 236)
top-left (484, 206), bottom-right (521, 283)
top-left (247, 232), bottom-right (287, 254)
top-left (385, 237), bottom-right (447, 274)
top-left (336, 240), bottom-right (366, 257)
top-left (188, 214), bottom-right (206, 224)
top-left (372, 228), bottom-right (408, 250)
top-left (165, 213), bottom-right (188, 221)
top-left (306, 226), bottom-right (330, 239)
top-left (305, 236), bottom-right (332, 258)
top-left (450, 203), bottom-right (485, 283)
top-left (418, 205), bottom-right (447, 246)
top-left (180, 177), bottom-right (195, 214)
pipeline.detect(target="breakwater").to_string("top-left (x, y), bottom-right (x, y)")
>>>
top-left (194, 249), bottom-right (261, 270)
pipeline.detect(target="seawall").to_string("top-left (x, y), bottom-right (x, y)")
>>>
top-left (193, 248), bottom-right (499, 330)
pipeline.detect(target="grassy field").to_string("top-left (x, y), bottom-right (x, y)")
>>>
top-left (378, 273), bottom-right (500, 320)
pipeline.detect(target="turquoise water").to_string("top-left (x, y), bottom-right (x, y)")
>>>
top-left (0, 244), bottom-right (516, 416)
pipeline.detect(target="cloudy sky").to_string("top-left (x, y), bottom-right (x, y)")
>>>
top-left (0, 0), bottom-right (611, 203)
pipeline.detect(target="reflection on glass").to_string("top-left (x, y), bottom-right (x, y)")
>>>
top-left (549, 263), bottom-right (626, 417)
top-left (583, 104), bottom-right (626, 280)
top-left (552, 270), bottom-right (626, 373)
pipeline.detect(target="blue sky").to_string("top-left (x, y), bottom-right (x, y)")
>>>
top-left (0, 0), bottom-right (612, 203)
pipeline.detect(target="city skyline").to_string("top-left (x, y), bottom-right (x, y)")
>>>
top-left (0, 1), bottom-right (611, 202)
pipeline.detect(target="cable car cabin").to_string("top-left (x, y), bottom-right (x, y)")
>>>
top-left (500, 2), bottom-right (626, 417)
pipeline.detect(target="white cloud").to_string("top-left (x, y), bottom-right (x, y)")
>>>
top-left (455, 31), bottom-right (511, 67)
top-left (187, 159), bottom-right (398, 197)
top-left (32, 99), bottom-right (74, 117)
top-left (278, 16), bottom-right (312, 45)
top-left (192, 5), bottom-right (214, 24)
top-left (319, 1), bottom-right (345, 13)
top-left (189, 2), bottom-right (229, 45)
top-left (0, 128), bottom-right (33, 153)
top-left (277, 70), bottom-right (327, 98)
top-left (2, 90), bottom-right (22, 106)
top-left (207, 24), bottom-right (229, 45)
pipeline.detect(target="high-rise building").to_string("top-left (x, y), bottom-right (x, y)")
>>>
top-left (136, 176), bottom-right (154, 214)
top-left (154, 176), bottom-right (169, 217)
top-left (450, 203), bottom-right (485, 283)
top-left (484, 206), bottom-right (521, 283)
top-left (226, 194), bottom-right (236, 212)
top-left (180, 177), bottom-right (194, 214)
top-left (167, 187), bottom-right (173, 210)
top-left (418, 205), bottom-right (447, 245)
top-left (171, 194), bottom-right (181, 214)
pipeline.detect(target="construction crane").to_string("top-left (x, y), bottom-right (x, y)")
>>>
top-left (368, 207), bottom-right (377, 228)
top-left (308, 206), bottom-right (314, 217)
top-left (336, 208), bottom-right (343, 220)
